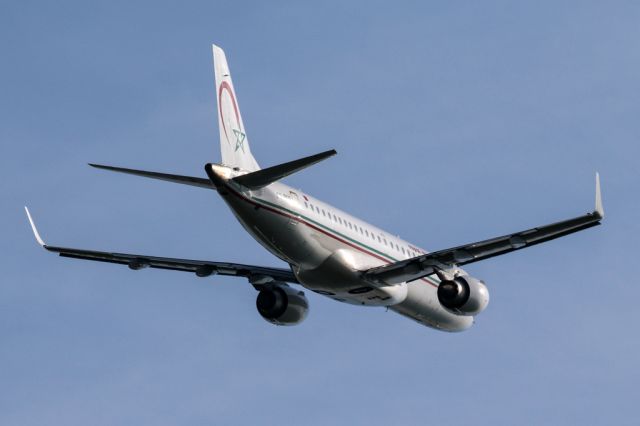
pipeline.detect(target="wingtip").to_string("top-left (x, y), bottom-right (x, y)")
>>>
top-left (24, 206), bottom-right (46, 246)
top-left (212, 44), bottom-right (224, 56)
top-left (595, 172), bottom-right (604, 219)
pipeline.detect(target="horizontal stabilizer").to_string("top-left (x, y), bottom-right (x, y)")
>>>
top-left (89, 164), bottom-right (215, 190)
top-left (232, 149), bottom-right (337, 190)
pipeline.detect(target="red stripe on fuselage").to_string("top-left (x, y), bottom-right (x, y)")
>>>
top-left (219, 182), bottom-right (438, 288)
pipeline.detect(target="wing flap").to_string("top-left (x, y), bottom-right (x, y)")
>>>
top-left (45, 244), bottom-right (298, 282)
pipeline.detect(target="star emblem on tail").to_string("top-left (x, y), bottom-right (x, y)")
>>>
top-left (232, 128), bottom-right (246, 153)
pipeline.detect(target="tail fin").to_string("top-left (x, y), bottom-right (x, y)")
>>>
top-left (212, 44), bottom-right (260, 172)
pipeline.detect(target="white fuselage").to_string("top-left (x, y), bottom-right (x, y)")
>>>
top-left (210, 164), bottom-right (473, 332)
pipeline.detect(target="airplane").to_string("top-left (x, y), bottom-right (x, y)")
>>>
top-left (25, 44), bottom-right (604, 332)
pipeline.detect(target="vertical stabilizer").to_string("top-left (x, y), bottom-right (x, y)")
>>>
top-left (212, 44), bottom-right (260, 171)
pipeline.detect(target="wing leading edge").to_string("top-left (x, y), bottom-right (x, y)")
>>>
top-left (365, 174), bottom-right (604, 285)
top-left (24, 207), bottom-right (297, 284)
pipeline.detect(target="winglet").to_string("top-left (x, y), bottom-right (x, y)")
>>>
top-left (595, 172), bottom-right (604, 219)
top-left (24, 206), bottom-right (46, 246)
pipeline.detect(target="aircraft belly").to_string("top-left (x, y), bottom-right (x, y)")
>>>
top-left (293, 249), bottom-right (408, 307)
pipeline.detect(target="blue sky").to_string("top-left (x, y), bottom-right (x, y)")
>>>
top-left (2, 1), bottom-right (639, 424)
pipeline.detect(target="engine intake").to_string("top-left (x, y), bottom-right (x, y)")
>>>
top-left (437, 275), bottom-right (489, 316)
top-left (256, 283), bottom-right (309, 326)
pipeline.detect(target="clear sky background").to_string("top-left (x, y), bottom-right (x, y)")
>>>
top-left (2, 1), bottom-right (639, 425)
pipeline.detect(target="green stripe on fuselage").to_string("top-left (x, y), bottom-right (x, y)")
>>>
top-left (249, 193), bottom-right (439, 287)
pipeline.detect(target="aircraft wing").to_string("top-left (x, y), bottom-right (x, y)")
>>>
top-left (24, 208), bottom-right (298, 284)
top-left (365, 174), bottom-right (604, 285)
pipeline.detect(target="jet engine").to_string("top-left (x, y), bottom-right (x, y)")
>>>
top-left (256, 283), bottom-right (309, 326)
top-left (437, 275), bottom-right (489, 316)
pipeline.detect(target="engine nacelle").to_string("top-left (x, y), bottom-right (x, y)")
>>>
top-left (256, 283), bottom-right (309, 326)
top-left (437, 275), bottom-right (489, 316)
